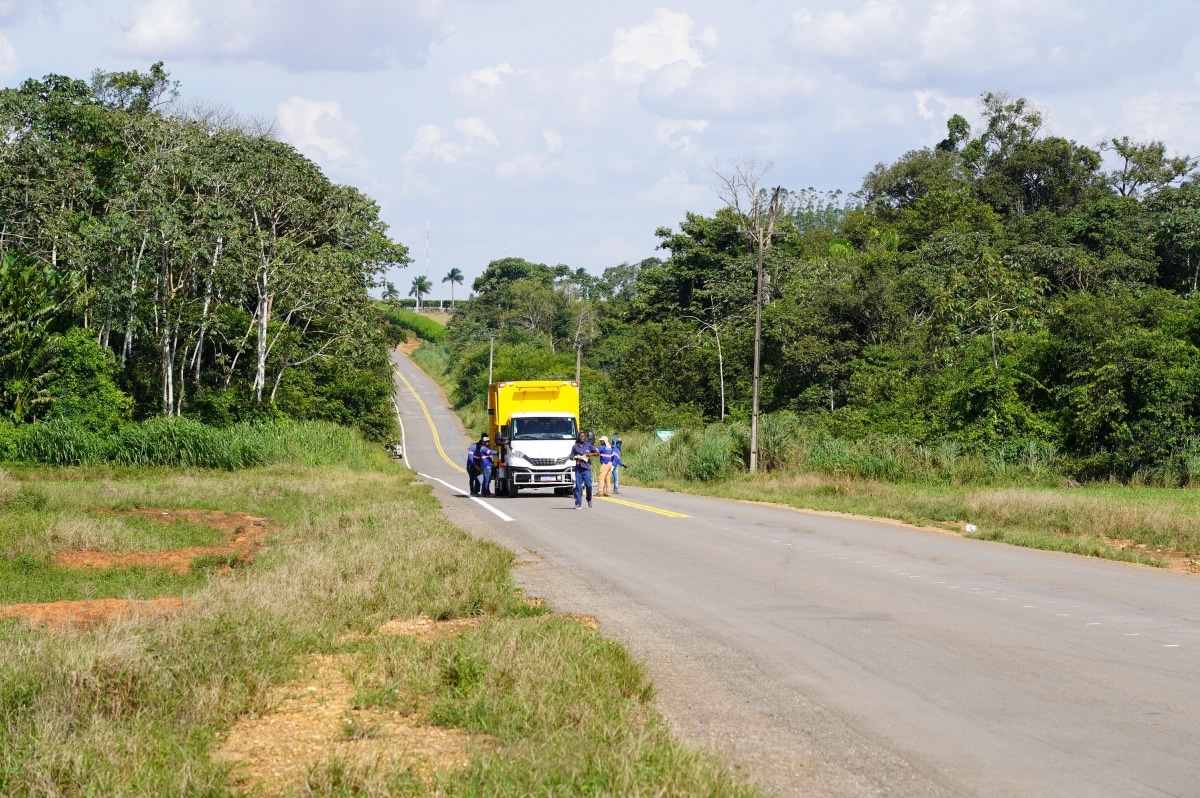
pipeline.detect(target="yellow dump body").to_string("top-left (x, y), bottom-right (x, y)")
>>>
top-left (487, 380), bottom-right (580, 440)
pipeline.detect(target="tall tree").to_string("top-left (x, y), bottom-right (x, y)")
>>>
top-left (410, 274), bottom-right (432, 311)
top-left (443, 267), bottom-right (464, 309)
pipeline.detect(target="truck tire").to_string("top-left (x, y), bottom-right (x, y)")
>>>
top-left (507, 480), bottom-right (518, 498)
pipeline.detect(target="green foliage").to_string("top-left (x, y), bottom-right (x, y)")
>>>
top-left (381, 304), bottom-right (447, 342)
top-left (42, 327), bottom-right (132, 430)
top-left (4, 418), bottom-right (384, 470)
top-left (414, 89), bottom-right (1200, 487)
top-left (0, 65), bottom-right (408, 441)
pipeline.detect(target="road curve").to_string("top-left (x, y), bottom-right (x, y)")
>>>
top-left (391, 350), bottom-right (1200, 798)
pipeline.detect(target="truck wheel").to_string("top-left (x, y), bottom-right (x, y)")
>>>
top-left (507, 480), bottom-right (518, 498)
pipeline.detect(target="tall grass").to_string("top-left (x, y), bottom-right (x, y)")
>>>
top-left (623, 411), bottom-right (1069, 488)
top-left (381, 305), bottom-right (447, 342)
top-left (0, 463), bottom-right (759, 796)
top-left (1, 419), bottom-right (385, 470)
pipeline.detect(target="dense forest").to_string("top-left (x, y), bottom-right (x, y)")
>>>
top-left (0, 65), bottom-right (406, 444)
top-left (437, 93), bottom-right (1200, 483)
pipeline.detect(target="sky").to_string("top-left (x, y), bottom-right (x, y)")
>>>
top-left (4, 0), bottom-right (1200, 294)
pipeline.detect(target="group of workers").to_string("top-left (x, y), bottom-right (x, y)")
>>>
top-left (466, 430), bottom-right (624, 508)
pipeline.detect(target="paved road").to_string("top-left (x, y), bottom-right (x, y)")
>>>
top-left (391, 351), bottom-right (1200, 798)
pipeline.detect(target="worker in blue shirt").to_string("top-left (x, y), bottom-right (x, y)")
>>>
top-left (569, 431), bottom-right (600, 508)
top-left (473, 433), bottom-right (494, 496)
top-left (466, 441), bottom-right (480, 495)
top-left (597, 436), bottom-right (616, 496)
top-left (610, 433), bottom-right (623, 494)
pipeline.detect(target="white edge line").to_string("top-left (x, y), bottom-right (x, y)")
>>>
top-left (391, 397), bottom-right (412, 470)
top-left (421, 473), bottom-right (514, 522)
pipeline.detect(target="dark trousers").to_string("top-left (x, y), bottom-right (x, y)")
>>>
top-left (574, 468), bottom-right (593, 506)
top-left (467, 464), bottom-right (479, 495)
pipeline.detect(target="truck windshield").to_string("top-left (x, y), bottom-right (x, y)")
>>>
top-left (512, 417), bottom-right (577, 441)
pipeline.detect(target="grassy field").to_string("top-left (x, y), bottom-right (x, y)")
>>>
top-left (0, 451), bottom-right (759, 795)
top-left (624, 469), bottom-right (1200, 570)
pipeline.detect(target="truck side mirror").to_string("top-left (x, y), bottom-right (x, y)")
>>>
top-left (586, 431), bottom-right (595, 444)
top-left (498, 425), bottom-right (510, 444)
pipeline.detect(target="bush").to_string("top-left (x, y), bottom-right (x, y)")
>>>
top-left (381, 305), bottom-right (446, 343)
top-left (3, 419), bottom-right (384, 470)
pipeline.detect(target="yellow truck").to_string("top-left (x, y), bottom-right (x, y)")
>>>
top-left (488, 380), bottom-right (580, 498)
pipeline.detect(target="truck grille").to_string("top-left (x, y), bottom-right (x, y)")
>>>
top-left (527, 457), bottom-right (567, 467)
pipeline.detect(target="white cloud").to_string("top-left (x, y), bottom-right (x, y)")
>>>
top-left (403, 117), bottom-right (499, 165)
top-left (496, 129), bottom-right (565, 179)
top-left (655, 119), bottom-right (707, 156)
top-left (453, 62), bottom-right (517, 96)
top-left (0, 30), bottom-right (17, 78)
top-left (112, 0), bottom-right (447, 71)
top-left (1120, 91), bottom-right (1200, 153)
top-left (609, 8), bottom-right (712, 84)
top-left (790, 0), bottom-right (1197, 91)
top-left (633, 169), bottom-right (709, 209)
top-left (455, 117), bottom-right (499, 146)
top-left (276, 96), bottom-right (367, 175)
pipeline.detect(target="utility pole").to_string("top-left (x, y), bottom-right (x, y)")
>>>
top-left (425, 220), bottom-right (430, 280)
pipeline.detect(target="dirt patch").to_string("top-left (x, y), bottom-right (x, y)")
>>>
top-left (213, 654), bottom-right (476, 796)
top-left (396, 339), bottom-right (422, 356)
top-left (377, 615), bottom-right (484, 640)
top-left (1104, 536), bottom-right (1200, 575)
top-left (0, 597), bottom-right (184, 627)
top-left (56, 508), bottom-right (271, 574)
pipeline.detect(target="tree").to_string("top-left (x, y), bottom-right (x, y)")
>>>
top-left (712, 159), bottom-right (783, 472)
top-left (410, 274), bottom-right (432, 311)
top-left (442, 267), bottom-right (464, 309)
top-left (381, 281), bottom-right (399, 302)
top-left (1101, 136), bottom-right (1197, 198)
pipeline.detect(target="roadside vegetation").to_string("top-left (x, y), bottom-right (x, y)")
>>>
top-left (396, 91), bottom-right (1200, 569)
top-left (0, 440), bottom-right (758, 796)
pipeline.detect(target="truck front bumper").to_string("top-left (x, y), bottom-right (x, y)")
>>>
top-left (509, 467), bottom-right (574, 488)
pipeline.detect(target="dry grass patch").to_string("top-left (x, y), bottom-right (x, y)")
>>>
top-left (214, 654), bottom-right (477, 797)
top-left (656, 472), bottom-right (1200, 573)
top-left (53, 508), bottom-right (270, 573)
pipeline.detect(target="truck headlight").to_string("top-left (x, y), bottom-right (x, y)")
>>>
top-left (510, 450), bottom-right (527, 461)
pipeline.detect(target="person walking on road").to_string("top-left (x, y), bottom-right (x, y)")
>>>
top-left (466, 440), bottom-right (480, 495)
top-left (474, 433), bottom-right (494, 497)
top-left (570, 431), bottom-right (600, 508)
top-left (597, 436), bottom-right (615, 496)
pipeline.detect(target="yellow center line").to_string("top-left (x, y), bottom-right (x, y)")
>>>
top-left (597, 494), bottom-right (690, 518)
top-left (391, 364), bottom-right (465, 473)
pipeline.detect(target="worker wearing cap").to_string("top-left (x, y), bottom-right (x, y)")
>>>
top-left (473, 433), bottom-right (494, 496)
top-left (597, 435), bottom-right (616, 497)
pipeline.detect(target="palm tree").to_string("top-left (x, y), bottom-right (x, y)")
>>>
top-left (442, 268), bottom-right (464, 311)
top-left (409, 275), bottom-right (432, 311)
top-left (381, 281), bottom-right (399, 303)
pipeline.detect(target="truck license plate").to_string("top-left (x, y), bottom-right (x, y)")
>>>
top-left (537, 475), bottom-right (555, 482)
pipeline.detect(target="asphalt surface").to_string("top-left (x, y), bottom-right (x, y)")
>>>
top-left (391, 350), bottom-right (1200, 798)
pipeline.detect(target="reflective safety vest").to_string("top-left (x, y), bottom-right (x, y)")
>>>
top-left (466, 443), bottom-right (477, 469)
top-left (474, 445), bottom-right (492, 467)
top-left (598, 445), bottom-right (615, 465)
